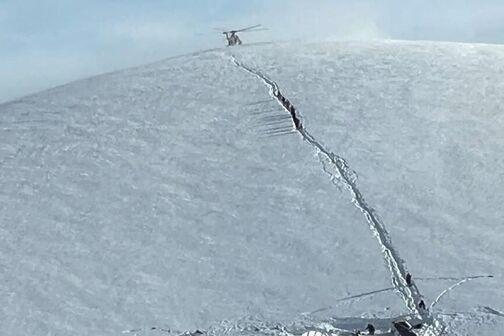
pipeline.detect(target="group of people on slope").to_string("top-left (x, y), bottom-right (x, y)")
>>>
top-left (406, 273), bottom-right (427, 311)
top-left (353, 273), bottom-right (428, 335)
top-left (273, 90), bottom-right (302, 130)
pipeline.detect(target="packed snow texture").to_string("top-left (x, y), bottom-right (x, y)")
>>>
top-left (0, 41), bottom-right (503, 336)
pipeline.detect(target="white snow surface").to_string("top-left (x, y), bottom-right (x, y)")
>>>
top-left (1, 40), bottom-right (503, 336)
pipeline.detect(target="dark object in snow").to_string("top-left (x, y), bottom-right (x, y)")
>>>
top-left (393, 321), bottom-right (417, 336)
top-left (288, 105), bottom-right (302, 129)
top-left (181, 330), bottom-right (205, 336)
top-left (418, 300), bottom-right (426, 310)
top-left (406, 273), bottom-right (412, 286)
top-left (292, 115), bottom-right (301, 130)
top-left (365, 323), bottom-right (375, 335)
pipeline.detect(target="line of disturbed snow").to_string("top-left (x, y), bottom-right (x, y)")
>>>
top-left (307, 274), bottom-right (493, 317)
top-left (229, 55), bottom-right (444, 335)
top-left (430, 275), bottom-right (494, 310)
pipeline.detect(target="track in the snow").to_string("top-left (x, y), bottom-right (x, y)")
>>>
top-left (228, 53), bottom-right (445, 336)
top-left (122, 53), bottom-right (501, 336)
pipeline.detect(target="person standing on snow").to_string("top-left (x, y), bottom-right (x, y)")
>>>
top-left (365, 324), bottom-right (375, 335)
top-left (289, 105), bottom-right (302, 130)
top-left (406, 273), bottom-right (412, 287)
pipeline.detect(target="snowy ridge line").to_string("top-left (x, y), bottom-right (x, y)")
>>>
top-left (228, 54), bottom-right (445, 336)
top-left (430, 275), bottom-right (494, 309)
top-left (229, 56), bottom-right (282, 105)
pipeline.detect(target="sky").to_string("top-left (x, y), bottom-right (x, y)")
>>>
top-left (1, 0), bottom-right (504, 103)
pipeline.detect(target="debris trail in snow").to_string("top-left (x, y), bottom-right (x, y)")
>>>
top-left (304, 286), bottom-right (395, 315)
top-left (430, 275), bottom-right (494, 310)
top-left (228, 54), bottom-right (445, 335)
top-left (416, 274), bottom-right (493, 282)
top-left (305, 274), bottom-right (494, 316)
top-left (122, 327), bottom-right (174, 335)
top-left (479, 306), bottom-right (504, 318)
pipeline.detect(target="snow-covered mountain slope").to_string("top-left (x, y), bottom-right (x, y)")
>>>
top-left (1, 41), bottom-right (503, 336)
